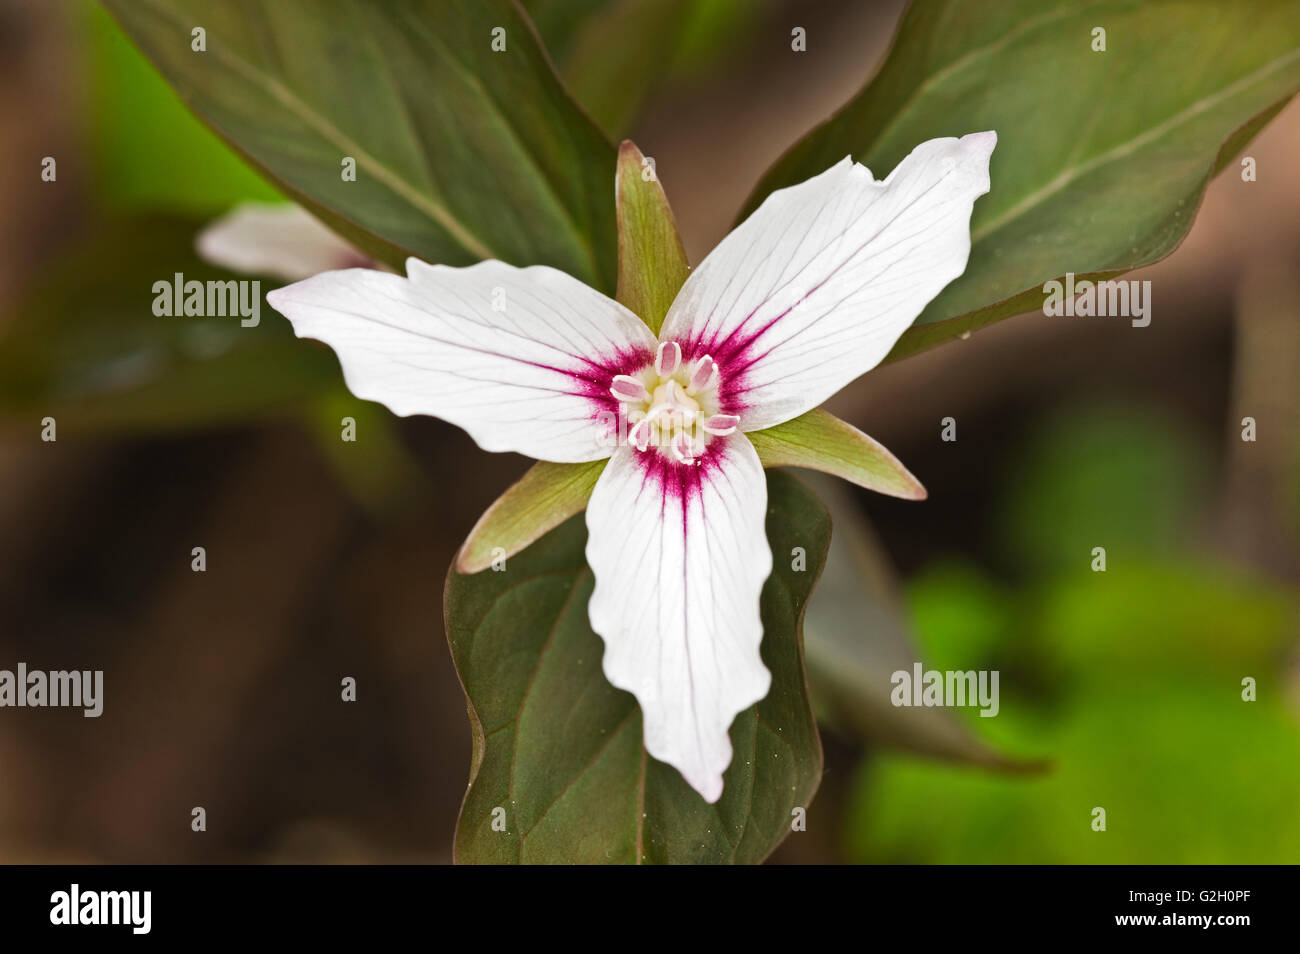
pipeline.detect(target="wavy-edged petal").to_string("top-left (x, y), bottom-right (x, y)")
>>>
top-left (267, 260), bottom-right (656, 462)
top-left (661, 132), bottom-right (995, 430)
top-left (585, 436), bottom-right (772, 802)
top-left (196, 202), bottom-right (374, 281)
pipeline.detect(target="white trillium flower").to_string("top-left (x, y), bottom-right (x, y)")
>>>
top-left (265, 132), bottom-right (996, 802)
top-left (196, 201), bottom-right (376, 281)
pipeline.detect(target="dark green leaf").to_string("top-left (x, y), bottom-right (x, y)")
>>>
top-left (542, 0), bottom-right (694, 137)
top-left (520, 0), bottom-right (610, 61)
top-left (101, 0), bottom-right (618, 291)
top-left (526, 0), bottom-right (767, 136)
top-left (0, 215), bottom-right (337, 435)
top-left (445, 470), bottom-right (826, 863)
top-left (742, 0), bottom-right (1300, 360)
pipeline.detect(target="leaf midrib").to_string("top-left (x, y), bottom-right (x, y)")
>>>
top-left (490, 563), bottom-right (762, 863)
top-left (404, 11), bottom-right (607, 284)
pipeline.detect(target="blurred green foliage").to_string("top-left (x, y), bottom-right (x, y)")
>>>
top-left (847, 404), bottom-right (1300, 863)
top-left (81, 0), bottom-right (280, 211)
top-left (0, 216), bottom-right (337, 435)
top-left (997, 404), bottom-right (1210, 574)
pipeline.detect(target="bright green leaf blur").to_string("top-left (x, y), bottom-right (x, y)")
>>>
top-left (82, 1), bottom-right (281, 211)
top-left (846, 404), bottom-right (1300, 863)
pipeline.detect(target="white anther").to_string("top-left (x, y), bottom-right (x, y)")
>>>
top-left (701, 413), bottom-right (739, 436)
top-left (689, 355), bottom-right (719, 393)
top-left (655, 340), bottom-right (681, 377)
top-left (610, 374), bottom-right (650, 403)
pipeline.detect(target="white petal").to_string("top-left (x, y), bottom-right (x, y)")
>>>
top-left (585, 436), bottom-right (773, 802)
top-left (661, 132), bottom-right (996, 430)
top-left (196, 202), bottom-right (373, 281)
top-left (267, 260), bottom-right (657, 462)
